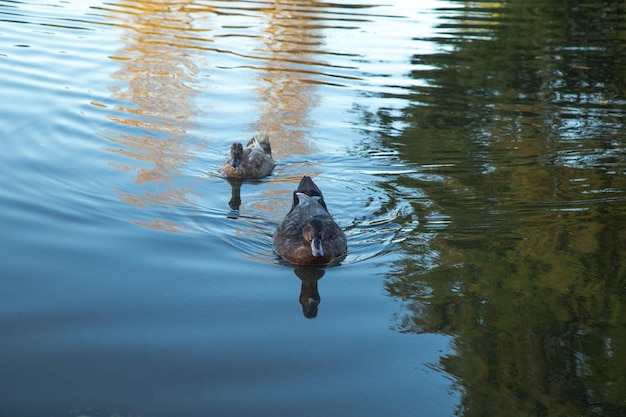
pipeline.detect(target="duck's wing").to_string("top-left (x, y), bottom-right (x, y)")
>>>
top-left (246, 133), bottom-right (272, 156)
top-left (294, 193), bottom-right (328, 218)
top-left (240, 148), bottom-right (274, 178)
top-left (320, 216), bottom-right (348, 261)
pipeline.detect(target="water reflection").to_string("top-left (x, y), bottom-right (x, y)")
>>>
top-left (251, 1), bottom-right (320, 157)
top-left (99, 0), bottom-right (206, 230)
top-left (294, 267), bottom-right (325, 319)
top-left (226, 1), bottom-right (342, 257)
top-left (101, 0), bottom-right (339, 231)
top-left (376, 1), bottom-right (626, 415)
top-left (227, 178), bottom-right (243, 211)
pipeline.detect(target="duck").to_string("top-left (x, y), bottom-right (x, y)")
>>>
top-left (273, 176), bottom-right (347, 265)
top-left (222, 133), bottom-right (275, 179)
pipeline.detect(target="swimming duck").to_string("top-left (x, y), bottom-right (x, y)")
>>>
top-left (222, 133), bottom-right (275, 179)
top-left (273, 176), bottom-right (347, 265)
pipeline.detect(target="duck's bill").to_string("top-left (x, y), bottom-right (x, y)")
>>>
top-left (311, 238), bottom-right (324, 257)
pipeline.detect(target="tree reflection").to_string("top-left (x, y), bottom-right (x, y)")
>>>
top-left (100, 0), bottom-right (206, 231)
top-left (227, 1), bottom-right (331, 239)
top-left (251, 0), bottom-right (326, 158)
top-left (374, 0), bottom-right (626, 416)
top-left (101, 0), bottom-right (331, 227)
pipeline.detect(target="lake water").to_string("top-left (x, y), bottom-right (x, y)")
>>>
top-left (1, 0), bottom-right (626, 416)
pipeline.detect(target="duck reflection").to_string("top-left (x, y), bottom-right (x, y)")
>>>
top-left (294, 267), bottom-right (325, 319)
top-left (227, 178), bottom-right (243, 212)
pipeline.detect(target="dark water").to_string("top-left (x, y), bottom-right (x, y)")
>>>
top-left (1, 0), bottom-right (626, 416)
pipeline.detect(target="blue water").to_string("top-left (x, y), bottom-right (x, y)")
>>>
top-left (6, 0), bottom-right (626, 415)
top-left (0, 1), bottom-right (459, 416)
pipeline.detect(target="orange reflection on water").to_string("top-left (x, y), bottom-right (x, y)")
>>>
top-left (251, 0), bottom-right (327, 158)
top-left (101, 0), bottom-right (208, 231)
top-left (101, 0), bottom-right (337, 230)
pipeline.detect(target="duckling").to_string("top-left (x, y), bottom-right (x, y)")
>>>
top-left (222, 133), bottom-right (274, 179)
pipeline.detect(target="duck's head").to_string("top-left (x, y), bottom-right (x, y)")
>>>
top-left (303, 218), bottom-right (324, 258)
top-left (230, 142), bottom-right (244, 167)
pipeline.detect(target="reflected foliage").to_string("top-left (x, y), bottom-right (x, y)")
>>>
top-left (103, 0), bottom-right (332, 229)
top-left (100, 0), bottom-right (209, 231)
top-left (377, 0), bottom-right (626, 416)
top-left (251, 0), bottom-right (325, 157)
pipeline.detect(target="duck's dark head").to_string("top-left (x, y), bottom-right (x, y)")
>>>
top-left (230, 142), bottom-right (244, 167)
top-left (303, 218), bottom-right (324, 258)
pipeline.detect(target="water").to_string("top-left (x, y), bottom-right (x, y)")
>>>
top-left (1, 0), bottom-right (626, 416)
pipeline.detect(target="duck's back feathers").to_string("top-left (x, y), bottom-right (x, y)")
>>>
top-left (247, 133), bottom-right (272, 156)
top-left (291, 175), bottom-right (327, 210)
top-left (222, 133), bottom-right (275, 179)
top-left (274, 176), bottom-right (347, 265)
top-left (293, 193), bottom-right (328, 218)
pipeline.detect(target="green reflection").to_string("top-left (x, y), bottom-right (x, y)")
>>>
top-left (375, 0), bottom-right (626, 415)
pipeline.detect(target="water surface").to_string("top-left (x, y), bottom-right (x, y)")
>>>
top-left (1, 0), bottom-right (626, 416)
